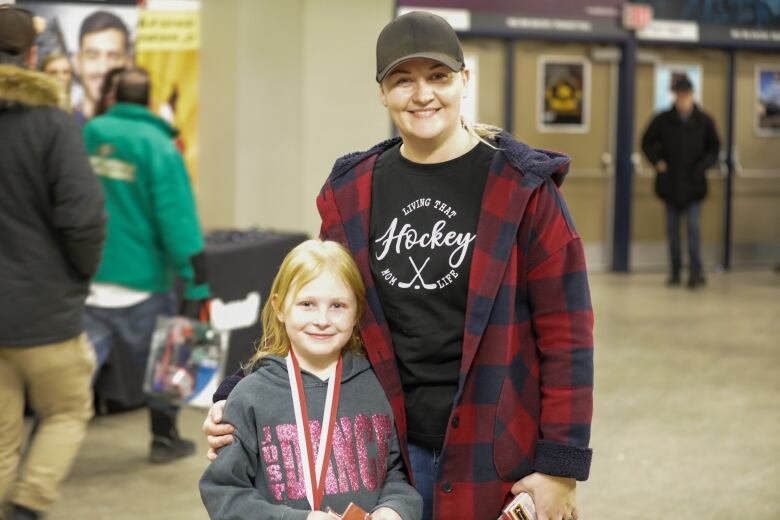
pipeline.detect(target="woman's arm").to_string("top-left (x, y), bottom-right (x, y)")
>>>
top-left (516, 181), bottom-right (594, 519)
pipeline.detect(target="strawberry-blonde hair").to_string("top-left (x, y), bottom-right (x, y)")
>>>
top-left (245, 239), bottom-right (366, 370)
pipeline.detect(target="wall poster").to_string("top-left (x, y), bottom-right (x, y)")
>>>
top-left (756, 64), bottom-right (780, 137)
top-left (537, 56), bottom-right (590, 133)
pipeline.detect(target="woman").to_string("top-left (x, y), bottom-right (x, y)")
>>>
top-left (40, 52), bottom-right (73, 109)
top-left (204, 11), bottom-right (593, 520)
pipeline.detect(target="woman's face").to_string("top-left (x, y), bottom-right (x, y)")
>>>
top-left (44, 57), bottom-right (73, 90)
top-left (379, 58), bottom-right (469, 143)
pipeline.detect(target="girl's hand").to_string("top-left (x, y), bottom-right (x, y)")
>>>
top-left (370, 507), bottom-right (402, 520)
top-left (510, 472), bottom-right (578, 520)
top-left (202, 400), bottom-right (235, 461)
top-left (306, 512), bottom-right (334, 520)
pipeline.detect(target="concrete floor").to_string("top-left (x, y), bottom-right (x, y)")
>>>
top-left (42, 271), bottom-right (779, 519)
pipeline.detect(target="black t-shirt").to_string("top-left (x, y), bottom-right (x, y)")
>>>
top-left (369, 141), bottom-right (493, 449)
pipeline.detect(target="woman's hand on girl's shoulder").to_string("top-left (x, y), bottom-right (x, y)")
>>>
top-left (370, 507), bottom-right (402, 520)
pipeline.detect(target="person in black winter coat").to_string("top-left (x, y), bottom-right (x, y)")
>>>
top-left (641, 75), bottom-right (720, 288)
top-left (0, 6), bottom-right (106, 519)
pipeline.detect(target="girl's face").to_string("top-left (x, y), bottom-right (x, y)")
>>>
top-left (276, 269), bottom-right (357, 374)
top-left (379, 57), bottom-right (469, 144)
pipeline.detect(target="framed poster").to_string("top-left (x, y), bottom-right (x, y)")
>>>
top-left (537, 56), bottom-right (590, 133)
top-left (755, 65), bottom-right (780, 137)
top-left (653, 63), bottom-right (702, 113)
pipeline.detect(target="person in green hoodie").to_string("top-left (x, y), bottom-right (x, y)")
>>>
top-left (82, 67), bottom-right (210, 464)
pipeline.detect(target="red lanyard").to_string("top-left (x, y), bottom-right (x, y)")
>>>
top-left (287, 351), bottom-right (343, 511)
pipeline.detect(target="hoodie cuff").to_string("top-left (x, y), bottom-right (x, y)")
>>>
top-left (184, 282), bottom-right (210, 300)
top-left (533, 440), bottom-right (592, 481)
top-left (212, 373), bottom-right (243, 403)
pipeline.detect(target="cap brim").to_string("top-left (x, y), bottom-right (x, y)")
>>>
top-left (376, 52), bottom-right (463, 83)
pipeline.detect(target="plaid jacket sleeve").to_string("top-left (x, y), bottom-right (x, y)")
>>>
top-left (524, 180), bottom-right (594, 480)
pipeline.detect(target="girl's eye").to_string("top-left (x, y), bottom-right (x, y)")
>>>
top-left (298, 301), bottom-right (313, 308)
top-left (332, 302), bottom-right (346, 309)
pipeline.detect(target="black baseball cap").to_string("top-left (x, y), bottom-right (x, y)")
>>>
top-left (376, 11), bottom-right (464, 83)
top-left (671, 75), bottom-right (694, 93)
top-left (0, 5), bottom-right (35, 56)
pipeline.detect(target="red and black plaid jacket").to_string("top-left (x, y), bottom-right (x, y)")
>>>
top-left (316, 133), bottom-right (594, 519)
top-left (215, 133), bottom-right (594, 519)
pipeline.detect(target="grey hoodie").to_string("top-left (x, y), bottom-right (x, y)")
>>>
top-left (199, 352), bottom-right (422, 520)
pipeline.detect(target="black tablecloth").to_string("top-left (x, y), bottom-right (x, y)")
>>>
top-left (204, 230), bottom-right (309, 374)
top-left (93, 230), bottom-right (308, 412)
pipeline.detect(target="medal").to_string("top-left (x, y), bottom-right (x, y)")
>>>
top-left (287, 351), bottom-right (343, 511)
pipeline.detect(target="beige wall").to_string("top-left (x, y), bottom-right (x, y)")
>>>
top-left (198, 0), bottom-right (393, 236)
top-left (732, 51), bottom-right (780, 254)
top-left (198, 4), bottom-right (777, 267)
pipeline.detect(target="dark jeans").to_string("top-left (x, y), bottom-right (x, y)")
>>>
top-left (84, 293), bottom-right (178, 419)
top-left (408, 442), bottom-right (441, 520)
top-left (665, 202), bottom-right (702, 276)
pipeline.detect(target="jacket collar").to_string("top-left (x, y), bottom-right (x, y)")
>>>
top-left (104, 102), bottom-right (177, 136)
top-left (0, 64), bottom-right (67, 110)
top-left (329, 132), bottom-right (570, 188)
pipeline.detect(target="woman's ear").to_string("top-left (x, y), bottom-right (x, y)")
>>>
top-left (378, 84), bottom-right (388, 107)
top-left (461, 67), bottom-right (471, 90)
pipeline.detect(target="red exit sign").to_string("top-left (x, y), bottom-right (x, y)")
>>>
top-left (623, 3), bottom-right (653, 30)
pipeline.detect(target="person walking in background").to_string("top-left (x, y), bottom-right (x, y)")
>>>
top-left (200, 240), bottom-right (422, 520)
top-left (0, 6), bottom-right (106, 519)
top-left (641, 75), bottom-right (721, 289)
top-left (204, 11), bottom-right (593, 520)
top-left (82, 67), bottom-right (210, 464)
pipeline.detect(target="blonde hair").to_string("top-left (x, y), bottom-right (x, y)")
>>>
top-left (462, 118), bottom-right (503, 148)
top-left (245, 239), bottom-right (366, 370)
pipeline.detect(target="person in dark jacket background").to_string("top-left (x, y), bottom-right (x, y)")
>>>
top-left (641, 75), bottom-right (721, 288)
top-left (0, 6), bottom-right (106, 520)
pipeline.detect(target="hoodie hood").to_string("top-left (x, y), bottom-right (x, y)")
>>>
top-left (0, 64), bottom-right (67, 111)
top-left (328, 131), bottom-right (571, 189)
top-left (257, 351), bottom-right (372, 387)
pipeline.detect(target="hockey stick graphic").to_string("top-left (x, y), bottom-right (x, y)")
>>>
top-left (398, 257), bottom-right (437, 289)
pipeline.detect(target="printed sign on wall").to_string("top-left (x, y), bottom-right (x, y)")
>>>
top-left (537, 56), bottom-right (590, 133)
top-left (755, 65), bottom-right (780, 137)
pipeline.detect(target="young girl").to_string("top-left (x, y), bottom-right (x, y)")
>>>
top-left (199, 240), bottom-right (422, 520)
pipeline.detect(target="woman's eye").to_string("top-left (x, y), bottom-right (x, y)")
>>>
top-left (431, 72), bottom-right (449, 81)
top-left (395, 77), bottom-right (412, 85)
